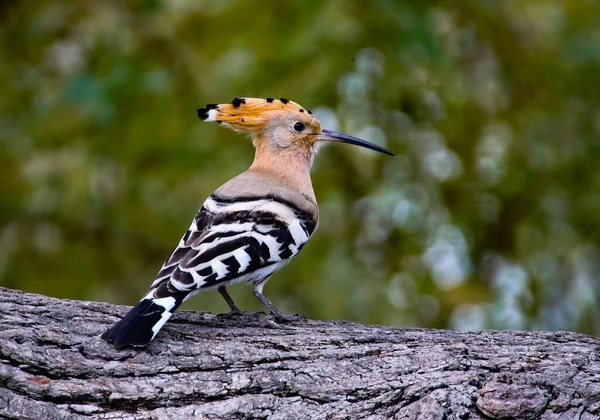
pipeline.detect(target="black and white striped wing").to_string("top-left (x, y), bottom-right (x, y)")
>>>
top-left (148, 195), bottom-right (317, 301)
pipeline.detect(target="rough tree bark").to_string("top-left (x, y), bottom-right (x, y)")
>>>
top-left (0, 287), bottom-right (598, 419)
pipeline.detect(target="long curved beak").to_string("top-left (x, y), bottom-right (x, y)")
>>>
top-left (316, 128), bottom-right (395, 156)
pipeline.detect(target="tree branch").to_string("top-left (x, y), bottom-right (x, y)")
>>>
top-left (0, 287), bottom-right (598, 419)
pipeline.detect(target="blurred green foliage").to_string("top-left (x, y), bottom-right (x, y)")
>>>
top-left (1, 0), bottom-right (600, 334)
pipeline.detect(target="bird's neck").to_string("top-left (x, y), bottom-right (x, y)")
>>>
top-left (249, 144), bottom-right (315, 200)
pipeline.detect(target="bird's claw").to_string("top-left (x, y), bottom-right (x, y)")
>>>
top-left (216, 309), bottom-right (266, 321)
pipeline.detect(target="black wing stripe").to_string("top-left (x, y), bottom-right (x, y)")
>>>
top-left (172, 267), bottom-right (195, 286)
top-left (153, 278), bottom-right (190, 300)
top-left (210, 193), bottom-right (314, 217)
top-left (166, 246), bottom-right (191, 266)
top-left (197, 229), bottom-right (246, 246)
top-left (299, 218), bottom-right (317, 237)
top-left (212, 210), bottom-right (288, 228)
top-left (156, 264), bottom-right (176, 280)
top-left (185, 231), bottom-right (203, 246)
top-left (221, 255), bottom-right (242, 275)
top-left (184, 236), bottom-right (260, 268)
top-left (194, 208), bottom-right (214, 231)
top-left (197, 266), bottom-right (213, 276)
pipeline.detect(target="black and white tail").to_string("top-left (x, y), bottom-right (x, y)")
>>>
top-left (101, 289), bottom-right (185, 349)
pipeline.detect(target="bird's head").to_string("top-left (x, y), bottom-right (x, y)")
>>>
top-left (197, 97), bottom-right (394, 165)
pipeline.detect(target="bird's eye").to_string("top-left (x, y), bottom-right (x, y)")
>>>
top-left (293, 122), bottom-right (305, 132)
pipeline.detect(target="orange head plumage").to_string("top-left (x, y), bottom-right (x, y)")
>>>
top-left (197, 97), bottom-right (394, 164)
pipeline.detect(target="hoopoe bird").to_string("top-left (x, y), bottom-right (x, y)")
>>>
top-left (102, 97), bottom-right (393, 349)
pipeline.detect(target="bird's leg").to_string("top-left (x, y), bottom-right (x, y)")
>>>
top-left (217, 286), bottom-right (243, 315)
top-left (251, 283), bottom-right (305, 323)
top-left (216, 286), bottom-right (265, 319)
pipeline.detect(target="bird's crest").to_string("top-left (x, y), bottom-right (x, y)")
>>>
top-left (197, 97), bottom-right (317, 132)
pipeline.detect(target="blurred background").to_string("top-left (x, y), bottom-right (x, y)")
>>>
top-left (1, 0), bottom-right (600, 335)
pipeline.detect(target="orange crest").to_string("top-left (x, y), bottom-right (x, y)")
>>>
top-left (197, 97), bottom-right (317, 132)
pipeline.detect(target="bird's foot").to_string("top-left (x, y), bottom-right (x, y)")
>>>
top-left (216, 309), bottom-right (265, 321)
